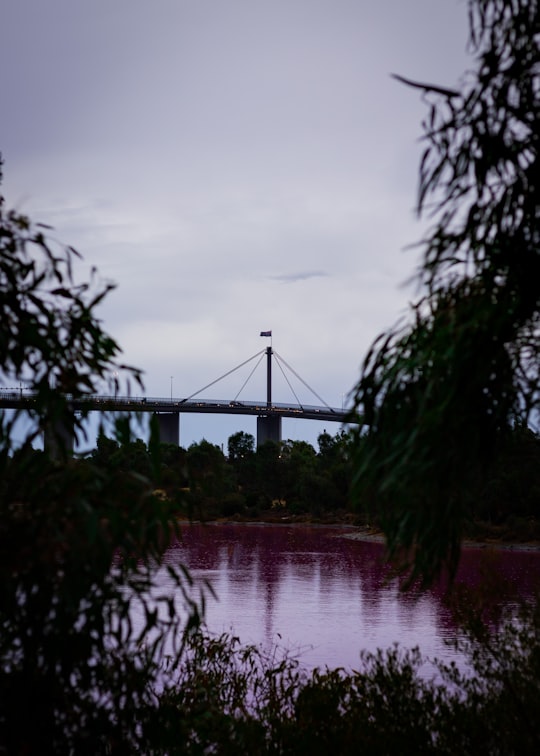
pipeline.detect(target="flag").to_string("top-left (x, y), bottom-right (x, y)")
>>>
top-left (260, 330), bottom-right (272, 337)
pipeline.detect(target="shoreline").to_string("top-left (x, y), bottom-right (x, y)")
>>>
top-left (180, 517), bottom-right (540, 553)
top-left (341, 529), bottom-right (540, 553)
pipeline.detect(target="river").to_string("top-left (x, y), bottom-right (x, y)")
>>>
top-left (158, 522), bottom-right (540, 673)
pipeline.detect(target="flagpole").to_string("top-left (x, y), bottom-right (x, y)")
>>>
top-left (260, 330), bottom-right (273, 407)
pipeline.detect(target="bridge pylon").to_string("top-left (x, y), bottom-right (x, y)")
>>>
top-left (256, 346), bottom-right (282, 447)
top-left (154, 412), bottom-right (179, 445)
top-left (257, 415), bottom-right (281, 447)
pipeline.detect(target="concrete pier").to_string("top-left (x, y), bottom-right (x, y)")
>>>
top-left (154, 412), bottom-right (179, 445)
top-left (256, 415), bottom-right (281, 447)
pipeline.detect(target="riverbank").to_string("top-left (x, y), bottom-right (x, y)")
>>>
top-left (183, 512), bottom-right (540, 552)
top-left (341, 529), bottom-right (540, 553)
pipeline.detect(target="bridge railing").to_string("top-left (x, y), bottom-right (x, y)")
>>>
top-left (85, 396), bottom-right (347, 415)
top-left (0, 391), bottom-right (353, 421)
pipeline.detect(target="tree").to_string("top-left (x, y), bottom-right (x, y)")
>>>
top-left (91, 429), bottom-right (120, 468)
top-left (318, 430), bottom-right (353, 477)
top-left (186, 439), bottom-right (235, 514)
top-left (0, 161), bottom-right (202, 752)
top-left (317, 430), bottom-right (354, 512)
top-left (350, 0), bottom-right (539, 584)
top-left (227, 430), bottom-right (255, 461)
top-left (254, 440), bottom-right (285, 504)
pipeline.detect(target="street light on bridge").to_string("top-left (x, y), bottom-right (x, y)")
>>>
top-left (170, 376), bottom-right (173, 401)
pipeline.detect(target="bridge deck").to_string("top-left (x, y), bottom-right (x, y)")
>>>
top-left (0, 392), bottom-right (352, 423)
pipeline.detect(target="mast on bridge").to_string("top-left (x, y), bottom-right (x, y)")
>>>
top-left (266, 345), bottom-right (272, 408)
top-left (257, 337), bottom-right (281, 446)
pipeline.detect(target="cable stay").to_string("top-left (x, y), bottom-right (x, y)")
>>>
top-left (273, 350), bottom-right (335, 412)
top-left (233, 352), bottom-right (266, 401)
top-left (273, 354), bottom-right (303, 408)
top-left (181, 349), bottom-right (266, 403)
top-left (180, 346), bottom-right (335, 413)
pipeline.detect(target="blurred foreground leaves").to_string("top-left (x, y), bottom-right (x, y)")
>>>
top-left (350, 0), bottom-right (540, 584)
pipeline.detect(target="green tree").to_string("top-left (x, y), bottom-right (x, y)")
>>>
top-left (282, 440), bottom-right (317, 511)
top-left (350, 0), bottom-right (539, 583)
top-left (317, 430), bottom-right (354, 512)
top-left (186, 438), bottom-right (235, 515)
top-left (254, 440), bottom-right (284, 504)
top-left (158, 441), bottom-right (189, 493)
top-left (227, 430), bottom-right (255, 461)
top-left (227, 431), bottom-right (258, 509)
top-left (91, 429), bottom-right (120, 469)
top-left (318, 429), bottom-right (353, 464)
top-left (0, 164), bottom-right (202, 752)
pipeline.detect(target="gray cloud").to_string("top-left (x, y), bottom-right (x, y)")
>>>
top-left (1, 0), bottom-right (470, 448)
top-left (269, 271), bottom-right (328, 283)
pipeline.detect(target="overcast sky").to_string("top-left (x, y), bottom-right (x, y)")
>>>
top-left (1, 0), bottom-right (471, 450)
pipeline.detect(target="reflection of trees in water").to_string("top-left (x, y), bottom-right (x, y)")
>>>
top-left (430, 547), bottom-right (540, 635)
top-left (163, 525), bottom-right (540, 661)
top-left (173, 525), bottom-right (393, 642)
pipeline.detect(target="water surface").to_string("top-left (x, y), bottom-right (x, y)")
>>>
top-left (161, 523), bottom-right (540, 672)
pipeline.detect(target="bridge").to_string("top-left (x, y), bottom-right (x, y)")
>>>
top-left (0, 345), bottom-right (356, 448)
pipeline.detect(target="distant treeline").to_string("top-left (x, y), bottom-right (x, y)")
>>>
top-left (90, 429), bottom-right (353, 520)
top-left (88, 426), bottom-right (540, 538)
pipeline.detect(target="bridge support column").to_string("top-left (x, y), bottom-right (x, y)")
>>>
top-left (257, 415), bottom-right (281, 447)
top-left (154, 412), bottom-right (180, 445)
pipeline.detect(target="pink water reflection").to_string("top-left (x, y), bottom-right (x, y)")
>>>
top-left (163, 523), bottom-right (540, 672)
